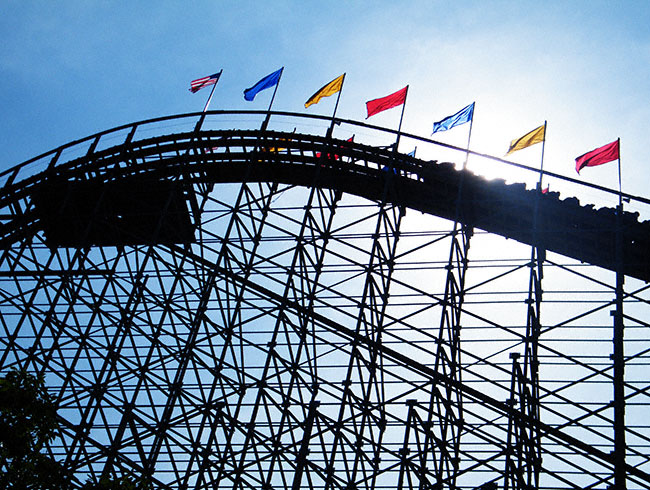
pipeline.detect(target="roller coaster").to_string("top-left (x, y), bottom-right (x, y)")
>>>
top-left (1, 111), bottom-right (649, 490)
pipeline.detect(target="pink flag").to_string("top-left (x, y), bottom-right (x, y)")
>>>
top-left (575, 140), bottom-right (619, 174)
top-left (366, 86), bottom-right (408, 118)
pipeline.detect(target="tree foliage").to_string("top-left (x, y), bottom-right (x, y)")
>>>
top-left (0, 368), bottom-right (152, 489)
top-left (0, 368), bottom-right (70, 489)
top-left (80, 474), bottom-right (151, 490)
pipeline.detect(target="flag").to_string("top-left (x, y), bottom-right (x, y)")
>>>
top-left (244, 67), bottom-right (284, 101)
top-left (305, 74), bottom-right (345, 109)
top-left (262, 140), bottom-right (288, 154)
top-left (506, 124), bottom-right (545, 155)
top-left (407, 147), bottom-right (417, 157)
top-left (316, 135), bottom-right (353, 159)
top-left (189, 71), bottom-right (222, 93)
top-left (575, 140), bottom-right (619, 174)
top-left (541, 185), bottom-right (549, 194)
top-left (366, 86), bottom-right (408, 118)
top-left (432, 102), bottom-right (474, 134)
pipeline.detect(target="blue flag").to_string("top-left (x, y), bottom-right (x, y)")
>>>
top-left (244, 67), bottom-right (284, 101)
top-left (432, 102), bottom-right (474, 134)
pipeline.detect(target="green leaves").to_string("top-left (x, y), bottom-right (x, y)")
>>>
top-left (0, 368), bottom-right (71, 490)
top-left (80, 475), bottom-right (152, 490)
top-left (0, 369), bottom-right (152, 490)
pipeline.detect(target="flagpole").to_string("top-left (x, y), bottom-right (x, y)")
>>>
top-left (613, 134), bottom-right (625, 489)
top-left (266, 67), bottom-right (283, 113)
top-left (462, 106), bottom-right (474, 170)
top-left (328, 73), bottom-right (346, 137)
top-left (202, 69), bottom-right (222, 112)
top-left (617, 137), bottom-right (622, 207)
top-left (394, 85), bottom-right (409, 152)
top-left (262, 67), bottom-right (284, 131)
top-left (538, 121), bottom-right (547, 189)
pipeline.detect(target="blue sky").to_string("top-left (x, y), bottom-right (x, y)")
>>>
top-left (2, 1), bottom-right (649, 211)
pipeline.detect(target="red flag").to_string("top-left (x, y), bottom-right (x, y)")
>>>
top-left (317, 136), bottom-right (354, 159)
top-left (366, 86), bottom-right (408, 118)
top-left (575, 140), bottom-right (619, 174)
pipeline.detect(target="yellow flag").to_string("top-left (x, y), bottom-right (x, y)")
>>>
top-left (305, 74), bottom-right (345, 108)
top-left (262, 137), bottom-right (289, 154)
top-left (506, 124), bottom-right (545, 155)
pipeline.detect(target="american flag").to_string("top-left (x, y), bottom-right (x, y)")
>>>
top-left (189, 71), bottom-right (222, 93)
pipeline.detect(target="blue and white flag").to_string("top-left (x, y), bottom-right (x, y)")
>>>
top-left (244, 67), bottom-right (284, 101)
top-left (432, 102), bottom-right (474, 134)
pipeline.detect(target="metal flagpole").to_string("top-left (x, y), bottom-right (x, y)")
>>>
top-left (262, 67), bottom-right (284, 131)
top-left (394, 85), bottom-right (409, 152)
top-left (202, 69), bottom-right (222, 113)
top-left (528, 119), bottom-right (547, 488)
top-left (613, 136), bottom-right (626, 490)
top-left (328, 73), bottom-right (346, 137)
top-left (462, 104), bottom-right (475, 170)
top-left (504, 120), bottom-right (548, 490)
top-left (617, 137), bottom-right (623, 206)
top-left (538, 121), bottom-right (547, 189)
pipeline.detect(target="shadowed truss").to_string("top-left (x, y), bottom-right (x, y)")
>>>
top-left (1, 111), bottom-right (650, 490)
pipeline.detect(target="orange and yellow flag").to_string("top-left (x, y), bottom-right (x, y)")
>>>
top-left (305, 74), bottom-right (345, 109)
top-left (506, 124), bottom-right (545, 155)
